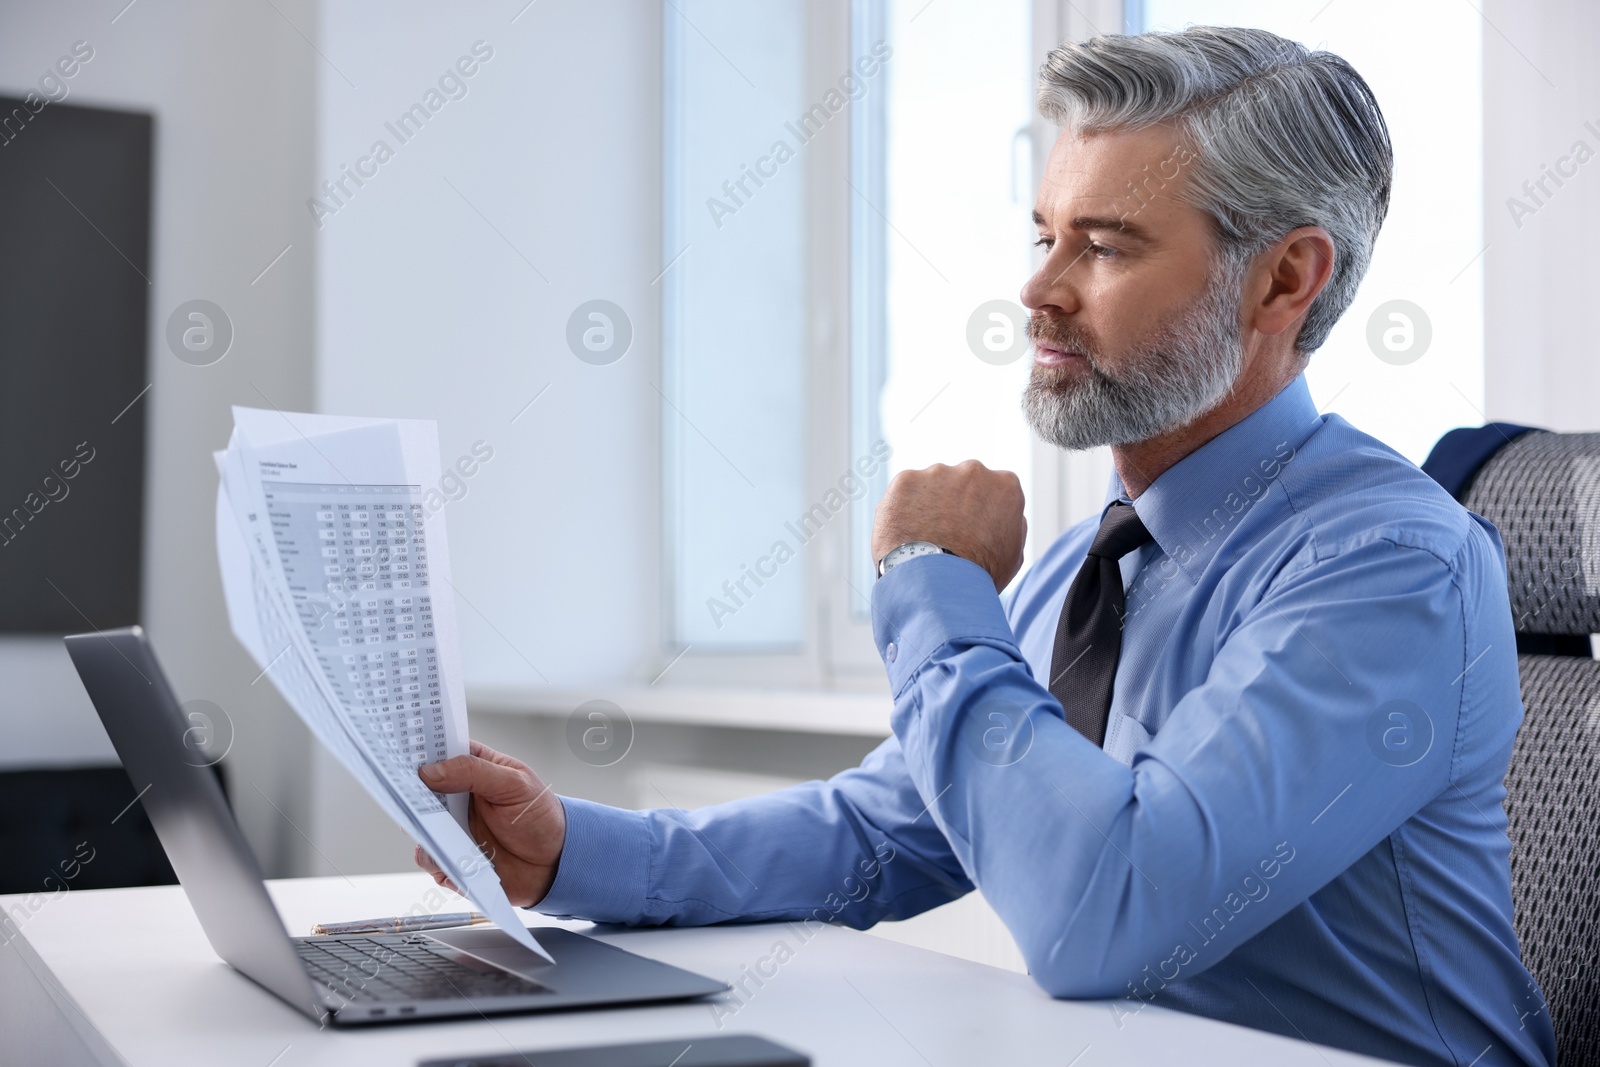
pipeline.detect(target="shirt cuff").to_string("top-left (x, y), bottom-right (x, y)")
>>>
top-left (871, 552), bottom-right (1021, 697)
top-left (532, 796), bottom-right (651, 923)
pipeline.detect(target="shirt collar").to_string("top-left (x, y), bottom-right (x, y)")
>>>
top-left (1105, 375), bottom-right (1322, 583)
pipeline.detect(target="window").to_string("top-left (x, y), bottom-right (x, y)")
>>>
top-left (663, 1), bottom-right (811, 652)
top-left (663, 0), bottom-right (1044, 685)
top-left (1139, 1), bottom-right (1486, 463)
top-left (849, 0), bottom-right (1040, 607)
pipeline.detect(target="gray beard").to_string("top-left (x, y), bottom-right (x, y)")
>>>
top-left (1021, 262), bottom-right (1247, 451)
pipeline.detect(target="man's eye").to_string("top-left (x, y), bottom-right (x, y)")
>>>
top-left (1088, 242), bottom-right (1119, 259)
top-left (1032, 236), bottom-right (1054, 250)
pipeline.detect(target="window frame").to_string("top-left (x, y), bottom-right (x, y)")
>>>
top-left (655, 0), bottom-right (1122, 693)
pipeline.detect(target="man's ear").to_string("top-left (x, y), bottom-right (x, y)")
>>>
top-left (1247, 226), bottom-right (1336, 340)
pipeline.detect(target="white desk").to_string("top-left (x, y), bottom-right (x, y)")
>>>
top-left (2, 873), bottom-right (1393, 1066)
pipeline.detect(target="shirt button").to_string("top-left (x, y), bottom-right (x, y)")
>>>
top-left (885, 642), bottom-right (898, 663)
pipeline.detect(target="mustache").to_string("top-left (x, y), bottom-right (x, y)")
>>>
top-left (1026, 314), bottom-right (1099, 362)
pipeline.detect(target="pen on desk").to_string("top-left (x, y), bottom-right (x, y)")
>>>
top-left (310, 912), bottom-right (490, 936)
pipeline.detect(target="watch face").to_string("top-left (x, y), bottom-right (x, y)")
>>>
top-left (880, 541), bottom-right (944, 577)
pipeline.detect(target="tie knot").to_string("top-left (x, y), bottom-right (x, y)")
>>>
top-left (1088, 502), bottom-right (1153, 560)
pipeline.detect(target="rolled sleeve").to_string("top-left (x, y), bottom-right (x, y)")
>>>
top-left (533, 795), bottom-right (651, 923)
top-left (871, 553), bottom-right (1022, 696)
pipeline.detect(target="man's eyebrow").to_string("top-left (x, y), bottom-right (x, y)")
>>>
top-left (1032, 209), bottom-right (1155, 244)
top-left (1070, 215), bottom-right (1155, 242)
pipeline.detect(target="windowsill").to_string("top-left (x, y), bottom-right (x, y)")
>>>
top-left (467, 685), bottom-right (893, 737)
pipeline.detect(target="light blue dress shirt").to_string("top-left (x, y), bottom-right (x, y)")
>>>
top-left (538, 376), bottom-right (1555, 1067)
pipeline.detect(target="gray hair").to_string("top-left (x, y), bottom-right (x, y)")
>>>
top-left (1037, 26), bottom-right (1393, 354)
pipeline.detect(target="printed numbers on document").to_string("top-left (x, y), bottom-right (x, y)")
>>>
top-left (265, 482), bottom-right (446, 809)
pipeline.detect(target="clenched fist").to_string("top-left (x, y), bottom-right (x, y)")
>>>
top-left (872, 460), bottom-right (1027, 591)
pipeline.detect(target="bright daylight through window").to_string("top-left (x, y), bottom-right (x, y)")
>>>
top-left (850, 0), bottom-right (1039, 609)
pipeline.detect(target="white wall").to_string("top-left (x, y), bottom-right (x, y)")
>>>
top-left (315, 0), bottom-right (664, 691)
top-left (307, 0), bottom-right (672, 873)
top-left (1483, 0), bottom-right (1600, 431)
top-left (0, 1), bottom-right (319, 875)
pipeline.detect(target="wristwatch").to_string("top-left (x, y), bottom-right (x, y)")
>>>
top-left (876, 541), bottom-right (952, 578)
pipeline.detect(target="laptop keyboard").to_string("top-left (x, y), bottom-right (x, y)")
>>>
top-left (296, 935), bottom-right (548, 1004)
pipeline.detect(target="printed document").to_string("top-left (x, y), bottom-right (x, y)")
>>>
top-left (215, 407), bottom-right (551, 962)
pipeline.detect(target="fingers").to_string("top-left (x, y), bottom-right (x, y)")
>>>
top-left (469, 738), bottom-right (534, 776)
top-left (413, 846), bottom-right (462, 895)
top-left (418, 749), bottom-right (538, 804)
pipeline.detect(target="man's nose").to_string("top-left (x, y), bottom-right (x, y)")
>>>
top-left (1021, 255), bottom-right (1080, 316)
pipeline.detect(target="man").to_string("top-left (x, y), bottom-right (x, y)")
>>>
top-left (417, 26), bottom-right (1555, 1067)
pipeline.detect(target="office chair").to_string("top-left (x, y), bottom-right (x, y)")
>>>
top-left (1426, 426), bottom-right (1600, 1066)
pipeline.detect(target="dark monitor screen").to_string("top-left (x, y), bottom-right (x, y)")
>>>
top-left (0, 97), bottom-right (151, 633)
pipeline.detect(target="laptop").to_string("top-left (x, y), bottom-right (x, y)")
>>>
top-left (64, 626), bottom-right (728, 1026)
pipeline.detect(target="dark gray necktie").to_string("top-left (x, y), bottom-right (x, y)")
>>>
top-left (1048, 502), bottom-right (1153, 747)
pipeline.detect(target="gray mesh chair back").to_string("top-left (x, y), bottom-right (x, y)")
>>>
top-left (1461, 430), bottom-right (1600, 1064)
